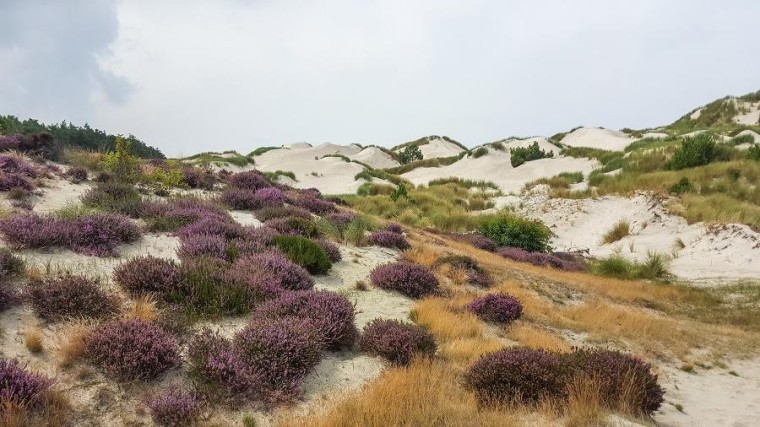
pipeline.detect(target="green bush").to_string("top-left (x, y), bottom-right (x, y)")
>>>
top-left (103, 136), bottom-right (142, 184)
top-left (666, 134), bottom-right (720, 170)
top-left (271, 236), bottom-right (332, 274)
top-left (748, 145), bottom-right (760, 161)
top-left (390, 184), bottom-right (408, 201)
top-left (669, 177), bottom-right (695, 194)
top-left (510, 142), bottom-right (553, 167)
top-left (399, 145), bottom-right (423, 164)
top-left (471, 147), bottom-right (488, 158)
top-left (731, 134), bottom-right (755, 145)
top-left (477, 214), bottom-right (552, 252)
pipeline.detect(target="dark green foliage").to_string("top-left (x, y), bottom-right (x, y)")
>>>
top-left (731, 134), bottom-right (755, 145)
top-left (264, 170), bottom-right (297, 181)
top-left (669, 177), bottom-right (695, 194)
top-left (271, 235), bottom-right (332, 275)
top-left (0, 115), bottom-right (164, 158)
top-left (390, 184), bottom-right (408, 201)
top-left (383, 155), bottom-right (461, 175)
top-left (471, 147), bottom-right (489, 158)
top-left (170, 257), bottom-right (252, 316)
top-left (427, 177), bottom-right (500, 190)
top-left (399, 145), bottom-right (423, 164)
top-left (666, 134), bottom-right (722, 170)
top-left (477, 214), bottom-right (552, 252)
top-left (248, 146), bottom-right (279, 156)
top-left (748, 145), bottom-right (760, 161)
top-left (510, 142), bottom-right (553, 167)
top-left (81, 182), bottom-right (143, 217)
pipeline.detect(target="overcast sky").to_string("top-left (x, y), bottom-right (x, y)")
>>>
top-left (1, 1), bottom-right (758, 156)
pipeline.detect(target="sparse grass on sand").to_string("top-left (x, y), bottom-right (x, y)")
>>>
top-left (602, 220), bottom-right (630, 244)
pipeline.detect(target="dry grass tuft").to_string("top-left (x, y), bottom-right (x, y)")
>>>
top-left (602, 220), bottom-right (631, 244)
top-left (411, 296), bottom-right (482, 342)
top-left (55, 321), bottom-right (94, 368)
top-left (402, 244), bottom-right (440, 268)
top-left (123, 294), bottom-right (159, 322)
top-left (24, 327), bottom-right (44, 354)
top-left (565, 375), bottom-right (605, 427)
top-left (506, 323), bottom-right (571, 353)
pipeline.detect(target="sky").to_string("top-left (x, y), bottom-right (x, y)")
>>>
top-left (1, 0), bottom-right (759, 157)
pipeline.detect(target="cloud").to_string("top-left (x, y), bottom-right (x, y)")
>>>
top-left (0, 0), bottom-right (130, 124)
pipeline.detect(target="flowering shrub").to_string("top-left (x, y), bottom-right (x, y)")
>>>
top-left (254, 187), bottom-right (285, 207)
top-left (451, 233), bottom-right (497, 252)
top-left (385, 223), bottom-right (403, 234)
top-left (271, 235), bottom-right (332, 274)
top-left (254, 205), bottom-right (311, 222)
top-left (325, 211), bottom-right (357, 231)
top-left (28, 275), bottom-right (119, 322)
top-left (0, 213), bottom-right (62, 248)
top-left (176, 216), bottom-right (244, 241)
top-left (142, 198), bottom-right (228, 232)
top-left (178, 233), bottom-right (229, 260)
top-left (234, 317), bottom-right (323, 403)
top-left (0, 155), bottom-right (39, 178)
top-left (68, 213), bottom-right (142, 256)
top-left (265, 216), bottom-right (320, 238)
top-left (0, 359), bottom-right (53, 409)
top-left (358, 319), bottom-right (437, 365)
top-left (228, 171), bottom-right (270, 190)
top-left (255, 290), bottom-right (358, 350)
top-left (221, 188), bottom-right (259, 210)
top-left (370, 261), bottom-right (439, 298)
top-left (173, 257), bottom-right (251, 316)
top-left (0, 248), bottom-right (24, 277)
top-left (146, 389), bottom-right (202, 427)
top-left (567, 349), bottom-right (665, 415)
top-left (85, 320), bottom-right (180, 381)
top-left (367, 231), bottom-right (410, 250)
top-left (497, 247), bottom-right (584, 272)
top-left (435, 255), bottom-right (493, 287)
top-left (288, 190), bottom-right (336, 215)
top-left (181, 165), bottom-right (217, 190)
top-left (227, 253), bottom-right (313, 292)
top-left (465, 347), bottom-right (568, 405)
top-left (315, 238), bottom-right (342, 262)
top-left (0, 134), bottom-right (22, 151)
top-left (113, 256), bottom-right (182, 296)
top-left (187, 329), bottom-right (254, 395)
top-left (467, 293), bottom-right (522, 324)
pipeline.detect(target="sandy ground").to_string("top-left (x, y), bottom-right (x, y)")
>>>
top-left (505, 188), bottom-right (760, 284)
top-left (402, 137), bottom-right (466, 159)
top-left (734, 101), bottom-right (760, 126)
top-left (559, 127), bottom-right (635, 151)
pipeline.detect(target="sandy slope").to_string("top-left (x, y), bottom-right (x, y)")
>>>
top-left (734, 101), bottom-right (760, 126)
top-left (560, 127), bottom-right (634, 151)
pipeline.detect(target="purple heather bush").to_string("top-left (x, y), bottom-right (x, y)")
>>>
top-left (221, 188), bottom-right (259, 210)
top-left (188, 329), bottom-right (254, 395)
top-left (254, 187), bottom-right (285, 207)
top-left (370, 261), bottom-right (439, 298)
top-left (174, 257), bottom-right (253, 316)
top-left (497, 247), bottom-right (584, 272)
top-left (113, 256), bottom-right (183, 296)
top-left (465, 347), bottom-right (569, 406)
top-left (146, 389), bottom-right (202, 427)
top-left (467, 293), bottom-right (523, 324)
top-left (28, 275), bottom-right (120, 322)
top-left (141, 198), bottom-right (229, 232)
top-left (227, 171), bottom-right (271, 190)
top-left (435, 255), bottom-right (493, 287)
top-left (0, 213), bottom-right (62, 248)
top-left (325, 211), bottom-right (357, 231)
top-left (178, 233), bottom-right (229, 260)
top-left (367, 231), bottom-right (411, 250)
top-left (385, 223), bottom-right (404, 234)
top-left (455, 233), bottom-right (497, 252)
top-left (0, 358), bottom-right (53, 409)
top-left (234, 317), bottom-right (323, 404)
top-left (181, 165), bottom-right (217, 190)
top-left (0, 155), bottom-right (39, 178)
top-left (0, 134), bottom-right (22, 151)
top-left (264, 216), bottom-right (320, 238)
top-left (242, 225), bottom-right (279, 246)
top-left (0, 172), bottom-right (34, 192)
top-left (85, 319), bottom-right (180, 381)
top-left (227, 253), bottom-right (313, 292)
top-left (255, 290), bottom-right (358, 351)
top-left (315, 238), bottom-right (341, 262)
top-left (176, 216), bottom-right (244, 241)
top-left (66, 166), bottom-right (88, 182)
top-left (567, 349), bottom-right (665, 415)
top-left (358, 319), bottom-right (437, 365)
top-left (254, 205), bottom-right (312, 222)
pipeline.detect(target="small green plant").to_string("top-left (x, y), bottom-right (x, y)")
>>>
top-left (510, 142), bottom-right (553, 167)
top-left (669, 176), bottom-right (695, 194)
top-left (602, 220), bottom-right (630, 244)
top-left (747, 144), bottom-right (760, 161)
top-left (242, 413), bottom-right (257, 426)
top-left (637, 251), bottom-right (670, 280)
top-left (471, 147), bottom-right (489, 158)
top-left (491, 141), bottom-right (505, 151)
top-left (399, 145), bottom-right (423, 164)
top-left (271, 235), bottom-right (332, 274)
top-left (666, 133), bottom-right (721, 170)
top-left (143, 160), bottom-right (184, 191)
top-left (477, 213), bottom-right (552, 252)
top-left (390, 184), bottom-right (408, 201)
top-left (591, 254), bottom-right (637, 279)
top-left (103, 135), bottom-right (142, 184)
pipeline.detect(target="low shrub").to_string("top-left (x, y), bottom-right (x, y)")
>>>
top-left (28, 275), bottom-right (120, 322)
top-left (325, 211), bottom-right (358, 232)
top-left (0, 358), bottom-right (53, 409)
top-left (221, 188), bottom-right (259, 210)
top-left (602, 220), bottom-right (630, 244)
top-left (227, 171), bottom-right (270, 190)
top-left (385, 223), bottom-right (403, 234)
top-left (358, 319), bottom-right (437, 365)
top-left (172, 257), bottom-right (252, 316)
top-left (567, 349), bottom-right (665, 415)
top-left (187, 330), bottom-right (253, 395)
top-left (496, 247), bottom-right (585, 272)
top-left (290, 194), bottom-right (335, 215)
top-left (367, 231), bottom-right (410, 250)
top-left (467, 293), bottom-right (523, 324)
top-left (227, 253), bottom-right (313, 293)
top-left (666, 133), bottom-right (721, 170)
top-left (265, 216), bottom-right (320, 238)
top-left (66, 166), bottom-right (88, 182)
top-left (146, 389), bottom-right (202, 427)
top-left (435, 255), bottom-right (493, 287)
top-left (314, 238), bottom-right (342, 262)
top-left (747, 144), bottom-right (760, 161)
top-left (370, 261), bottom-right (439, 298)
top-left (0, 281), bottom-right (18, 312)
top-left (591, 254), bottom-right (636, 279)
top-left (0, 248), bottom-right (24, 277)
top-left (234, 317), bottom-right (323, 403)
top-left (511, 142), bottom-right (553, 167)
top-left (271, 235), bottom-right (332, 275)
top-left (454, 233), bottom-right (497, 252)
top-left (254, 187), bottom-right (285, 206)
top-left (478, 214), bottom-right (552, 252)
top-left (465, 347), bottom-right (568, 405)
top-left (181, 165), bottom-right (217, 190)
top-left (113, 256), bottom-right (182, 296)
top-left (669, 176), bottom-right (695, 194)
top-left (85, 319), bottom-right (180, 381)
top-left (81, 181), bottom-right (143, 217)
top-left (176, 216), bottom-right (244, 241)
top-left (254, 205), bottom-right (311, 222)
top-left (255, 290), bottom-right (358, 351)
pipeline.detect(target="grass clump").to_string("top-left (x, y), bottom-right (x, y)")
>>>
top-left (271, 235), bottom-right (332, 275)
top-left (477, 213), bottom-right (552, 252)
top-left (602, 220), bottom-right (630, 244)
top-left (591, 252), bottom-right (670, 281)
top-left (511, 141), bottom-right (553, 167)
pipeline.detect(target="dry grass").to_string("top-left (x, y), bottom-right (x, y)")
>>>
top-left (122, 294), bottom-right (159, 322)
top-left (602, 220), bottom-right (630, 244)
top-left (439, 337), bottom-right (505, 365)
top-left (565, 375), bottom-right (606, 427)
top-left (55, 321), bottom-right (94, 368)
top-left (24, 327), bottom-right (44, 354)
top-left (0, 389), bottom-right (71, 427)
top-left (411, 296), bottom-right (482, 342)
top-left (401, 244), bottom-right (441, 268)
top-left (277, 359), bottom-right (531, 427)
top-left (506, 323), bottom-right (571, 353)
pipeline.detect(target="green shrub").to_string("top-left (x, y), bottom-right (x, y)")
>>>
top-left (731, 134), bottom-right (755, 145)
top-left (666, 134), bottom-right (720, 170)
top-left (471, 147), bottom-right (488, 158)
top-left (748, 145), bottom-right (760, 161)
top-left (399, 145), bottom-right (423, 164)
top-left (669, 177), bottom-right (695, 194)
top-left (510, 142), bottom-right (553, 167)
top-left (477, 214), bottom-right (552, 252)
top-left (636, 251), bottom-right (670, 280)
top-left (271, 235), bottom-right (332, 274)
top-left (591, 255), bottom-right (637, 279)
top-left (390, 184), bottom-right (408, 201)
top-left (103, 136), bottom-right (142, 184)
top-left (491, 141), bottom-right (505, 151)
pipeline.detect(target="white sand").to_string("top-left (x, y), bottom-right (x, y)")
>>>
top-left (560, 127), bottom-right (634, 151)
top-left (639, 132), bottom-right (669, 140)
top-left (511, 189), bottom-right (760, 284)
top-left (402, 144), bottom-right (597, 194)
top-left (733, 101), bottom-right (760, 126)
top-left (735, 129), bottom-right (760, 143)
top-left (353, 146), bottom-right (400, 169)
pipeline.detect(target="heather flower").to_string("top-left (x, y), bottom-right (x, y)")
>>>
top-left (221, 188), bottom-right (259, 210)
top-left (255, 205), bottom-right (312, 221)
top-left (458, 233), bottom-right (497, 252)
top-left (254, 187), bottom-right (285, 206)
top-left (0, 155), bottom-right (39, 178)
top-left (227, 171), bottom-right (270, 190)
top-left (178, 233), bottom-right (229, 260)
top-left (0, 134), bottom-right (22, 151)
top-left (146, 389), bottom-right (202, 427)
top-left (359, 319), bottom-right (436, 365)
top-left (255, 290), bottom-right (358, 350)
top-left (264, 216), bottom-right (320, 238)
top-left (175, 257), bottom-right (252, 316)
top-left (0, 359), bottom-right (53, 409)
top-left (176, 216), bottom-right (244, 240)
top-left (367, 231), bottom-right (410, 250)
top-left (370, 261), bottom-right (439, 298)
top-left (68, 213), bottom-right (142, 256)
top-left (467, 293), bottom-right (523, 324)
top-left (227, 253), bottom-right (313, 292)
top-left (187, 329), bottom-right (254, 395)
top-left (293, 195), bottom-right (335, 215)
top-left (113, 256), bottom-right (182, 296)
top-left (385, 223), bottom-right (404, 234)
top-left (497, 247), bottom-right (584, 272)
top-left (325, 211), bottom-right (357, 231)
top-left (465, 347), bottom-right (569, 405)
top-left (28, 275), bottom-right (120, 322)
top-left (85, 320), bottom-right (180, 381)
top-left (315, 238), bottom-right (342, 262)
top-left (0, 213), bottom-right (62, 248)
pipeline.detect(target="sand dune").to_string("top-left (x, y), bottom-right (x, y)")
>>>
top-left (560, 127), bottom-right (634, 151)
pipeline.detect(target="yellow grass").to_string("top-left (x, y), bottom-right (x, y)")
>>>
top-left (402, 244), bottom-right (441, 268)
top-left (24, 328), bottom-right (44, 354)
top-left (411, 296), bottom-right (482, 342)
top-left (55, 321), bottom-right (93, 368)
top-left (439, 337), bottom-right (505, 365)
top-left (565, 375), bottom-right (605, 427)
top-left (123, 294), bottom-right (159, 322)
top-left (506, 323), bottom-right (571, 353)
